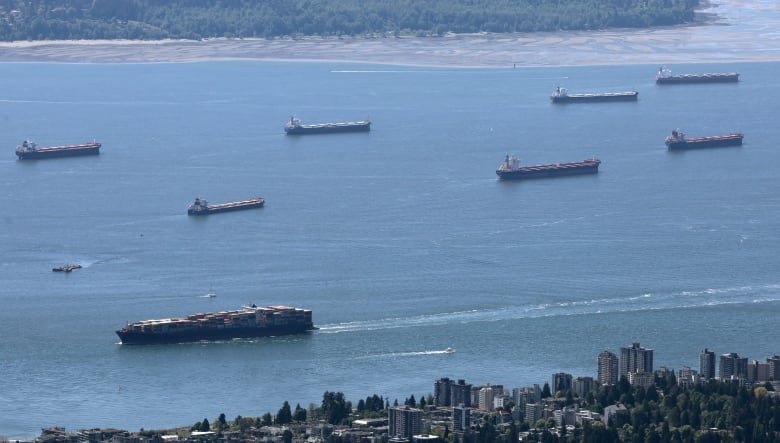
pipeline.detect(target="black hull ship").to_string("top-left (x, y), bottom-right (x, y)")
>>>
top-left (655, 66), bottom-right (739, 84)
top-left (285, 116), bottom-right (371, 135)
top-left (665, 130), bottom-right (744, 150)
top-left (550, 87), bottom-right (638, 103)
top-left (187, 196), bottom-right (264, 215)
top-left (16, 140), bottom-right (101, 160)
top-left (116, 305), bottom-right (315, 345)
top-left (496, 155), bottom-right (601, 180)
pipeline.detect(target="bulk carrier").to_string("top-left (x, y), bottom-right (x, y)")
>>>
top-left (187, 196), bottom-right (264, 215)
top-left (284, 116), bottom-right (371, 135)
top-left (15, 140), bottom-right (101, 160)
top-left (496, 155), bottom-right (601, 180)
top-left (116, 305), bottom-right (315, 345)
top-left (665, 130), bottom-right (744, 150)
top-left (655, 66), bottom-right (739, 84)
top-left (550, 87), bottom-right (638, 103)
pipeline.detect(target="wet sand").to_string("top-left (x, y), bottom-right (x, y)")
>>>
top-left (0, 0), bottom-right (778, 66)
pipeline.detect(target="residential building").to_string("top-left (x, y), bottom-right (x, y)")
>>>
top-left (748, 360), bottom-right (770, 383)
top-left (525, 403), bottom-right (543, 425)
top-left (628, 371), bottom-right (654, 388)
top-left (720, 352), bottom-right (748, 381)
top-left (677, 366), bottom-right (699, 388)
top-left (700, 348), bottom-right (716, 380)
top-left (552, 372), bottom-right (572, 393)
top-left (572, 377), bottom-right (594, 398)
top-left (598, 351), bottom-right (619, 386)
top-left (602, 404), bottom-right (628, 427)
top-left (434, 378), bottom-right (452, 407)
top-left (451, 379), bottom-right (472, 408)
top-left (452, 405), bottom-right (471, 432)
top-left (388, 406), bottom-right (422, 439)
top-left (478, 385), bottom-right (496, 411)
top-left (768, 355), bottom-right (780, 381)
top-left (620, 343), bottom-right (654, 378)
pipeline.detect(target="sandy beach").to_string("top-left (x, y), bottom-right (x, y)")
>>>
top-left (0, 0), bottom-right (778, 66)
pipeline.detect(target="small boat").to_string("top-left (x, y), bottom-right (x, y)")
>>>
top-left (443, 347), bottom-right (455, 354)
top-left (205, 290), bottom-right (217, 298)
top-left (52, 263), bottom-right (82, 273)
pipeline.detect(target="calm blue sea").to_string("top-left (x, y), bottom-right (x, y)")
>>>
top-left (0, 61), bottom-right (778, 439)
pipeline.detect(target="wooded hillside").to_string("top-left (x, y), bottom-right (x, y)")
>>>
top-left (0, 0), bottom-right (700, 41)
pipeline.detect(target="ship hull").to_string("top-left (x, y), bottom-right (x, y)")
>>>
top-left (285, 122), bottom-right (371, 135)
top-left (116, 324), bottom-right (315, 345)
top-left (666, 136), bottom-right (743, 150)
top-left (16, 145), bottom-right (100, 160)
top-left (497, 162), bottom-right (600, 180)
top-left (551, 92), bottom-right (638, 103)
top-left (656, 74), bottom-right (739, 84)
top-left (188, 200), bottom-right (264, 216)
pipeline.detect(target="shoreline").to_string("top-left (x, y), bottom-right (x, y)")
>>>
top-left (0, 0), bottom-right (778, 67)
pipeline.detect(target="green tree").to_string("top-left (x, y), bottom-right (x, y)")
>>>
top-left (294, 403), bottom-right (307, 422)
top-left (277, 401), bottom-right (293, 424)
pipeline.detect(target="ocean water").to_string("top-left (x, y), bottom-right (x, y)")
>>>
top-left (0, 61), bottom-right (778, 439)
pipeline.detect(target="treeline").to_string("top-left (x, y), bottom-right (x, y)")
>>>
top-left (0, 0), bottom-right (699, 41)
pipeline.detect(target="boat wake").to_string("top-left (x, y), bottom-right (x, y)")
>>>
top-left (354, 349), bottom-right (455, 360)
top-left (317, 283), bottom-right (780, 334)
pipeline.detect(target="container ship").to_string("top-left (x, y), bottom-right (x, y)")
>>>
top-left (496, 155), bottom-right (601, 180)
top-left (116, 304), bottom-right (315, 345)
top-left (655, 66), bottom-right (739, 84)
top-left (187, 196), bottom-right (264, 215)
top-left (550, 87), bottom-right (638, 103)
top-left (665, 130), bottom-right (744, 150)
top-left (15, 140), bottom-right (101, 160)
top-left (284, 116), bottom-right (371, 135)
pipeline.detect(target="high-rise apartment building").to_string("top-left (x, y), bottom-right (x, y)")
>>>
top-left (719, 352), bottom-right (748, 380)
top-left (768, 355), bottom-right (780, 381)
top-left (598, 351), bottom-right (619, 386)
top-left (700, 348), bottom-right (716, 380)
top-left (434, 377), bottom-right (453, 407)
top-left (552, 372), bottom-right (573, 392)
top-left (451, 379), bottom-right (472, 408)
top-left (620, 342), bottom-right (654, 378)
top-left (389, 406), bottom-right (423, 438)
top-left (452, 406), bottom-right (471, 432)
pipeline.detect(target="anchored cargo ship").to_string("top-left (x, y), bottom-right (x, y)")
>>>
top-left (550, 87), bottom-right (638, 103)
top-left (116, 304), bottom-right (315, 345)
top-left (496, 155), bottom-right (601, 180)
top-left (655, 66), bottom-right (739, 84)
top-left (15, 140), bottom-right (101, 160)
top-left (187, 196), bottom-right (264, 215)
top-left (665, 130), bottom-right (744, 150)
top-left (285, 116), bottom-right (371, 135)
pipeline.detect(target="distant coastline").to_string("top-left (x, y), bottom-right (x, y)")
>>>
top-left (0, 0), bottom-right (778, 67)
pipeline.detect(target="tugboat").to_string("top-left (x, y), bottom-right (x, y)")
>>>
top-left (665, 129), bottom-right (744, 150)
top-left (52, 263), bottom-right (82, 272)
top-left (496, 155), bottom-right (601, 180)
top-left (284, 116), bottom-right (371, 135)
top-left (655, 66), bottom-right (739, 84)
top-left (187, 196), bottom-right (265, 215)
top-left (16, 139), bottom-right (101, 160)
top-left (550, 86), bottom-right (638, 103)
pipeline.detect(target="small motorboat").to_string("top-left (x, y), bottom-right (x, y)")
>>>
top-left (443, 347), bottom-right (455, 354)
top-left (52, 263), bottom-right (82, 273)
